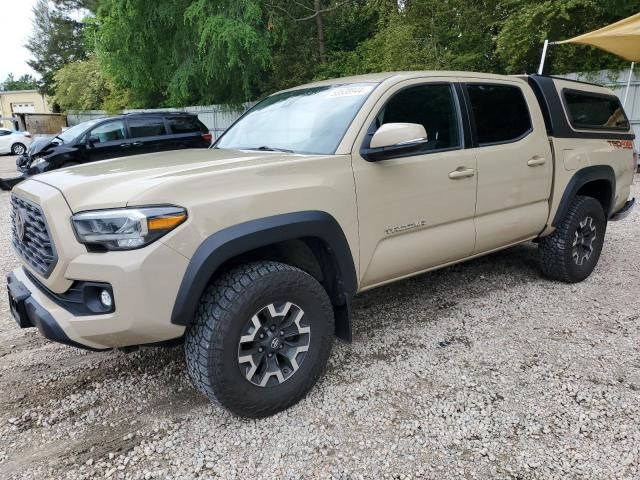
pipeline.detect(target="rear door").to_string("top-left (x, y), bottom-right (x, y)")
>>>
top-left (464, 79), bottom-right (553, 253)
top-left (126, 116), bottom-right (170, 155)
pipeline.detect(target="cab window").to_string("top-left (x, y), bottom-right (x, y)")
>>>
top-left (88, 120), bottom-right (127, 144)
top-left (467, 84), bottom-right (532, 145)
top-left (375, 84), bottom-right (461, 151)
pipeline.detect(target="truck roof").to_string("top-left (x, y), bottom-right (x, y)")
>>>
top-left (286, 71), bottom-right (530, 91)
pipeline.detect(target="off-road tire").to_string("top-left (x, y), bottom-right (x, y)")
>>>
top-left (184, 261), bottom-right (334, 418)
top-left (538, 195), bottom-right (606, 283)
top-left (11, 143), bottom-right (26, 155)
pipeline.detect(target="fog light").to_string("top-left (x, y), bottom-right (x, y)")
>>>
top-left (100, 289), bottom-right (113, 308)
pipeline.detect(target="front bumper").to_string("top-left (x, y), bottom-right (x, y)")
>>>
top-left (7, 272), bottom-right (106, 351)
top-left (7, 239), bottom-right (189, 350)
top-left (610, 197), bottom-right (635, 221)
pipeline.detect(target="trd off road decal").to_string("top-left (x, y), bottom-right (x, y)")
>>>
top-left (385, 220), bottom-right (427, 236)
top-left (608, 140), bottom-right (634, 150)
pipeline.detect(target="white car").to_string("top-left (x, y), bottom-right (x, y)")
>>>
top-left (0, 128), bottom-right (32, 155)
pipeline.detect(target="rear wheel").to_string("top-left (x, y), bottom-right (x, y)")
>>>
top-left (538, 195), bottom-right (606, 283)
top-left (184, 261), bottom-right (334, 418)
top-left (11, 143), bottom-right (26, 156)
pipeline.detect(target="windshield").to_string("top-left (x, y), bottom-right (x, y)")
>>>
top-left (56, 119), bottom-right (102, 143)
top-left (216, 83), bottom-right (376, 155)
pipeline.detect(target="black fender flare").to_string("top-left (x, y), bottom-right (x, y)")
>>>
top-left (170, 211), bottom-right (358, 332)
top-left (551, 165), bottom-right (616, 227)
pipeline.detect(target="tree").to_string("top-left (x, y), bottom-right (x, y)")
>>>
top-left (26, 0), bottom-right (96, 96)
top-left (322, 0), bottom-right (508, 76)
top-left (496, 0), bottom-right (638, 74)
top-left (0, 74), bottom-right (39, 91)
top-left (97, 0), bottom-right (273, 106)
top-left (51, 57), bottom-right (110, 111)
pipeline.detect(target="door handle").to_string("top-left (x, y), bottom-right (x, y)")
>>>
top-left (119, 143), bottom-right (131, 149)
top-left (527, 156), bottom-right (546, 167)
top-left (448, 167), bottom-right (475, 179)
top-left (131, 142), bottom-right (143, 147)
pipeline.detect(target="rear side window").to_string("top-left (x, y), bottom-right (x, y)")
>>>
top-left (128, 117), bottom-right (167, 138)
top-left (467, 84), bottom-right (532, 145)
top-left (167, 116), bottom-right (204, 134)
top-left (563, 90), bottom-right (629, 130)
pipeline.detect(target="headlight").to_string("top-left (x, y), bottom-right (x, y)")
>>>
top-left (31, 157), bottom-right (46, 167)
top-left (71, 206), bottom-right (187, 251)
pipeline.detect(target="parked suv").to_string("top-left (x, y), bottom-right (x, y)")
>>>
top-left (2, 112), bottom-right (211, 189)
top-left (6, 72), bottom-right (636, 418)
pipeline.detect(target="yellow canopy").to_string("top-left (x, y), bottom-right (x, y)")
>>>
top-left (556, 12), bottom-right (640, 61)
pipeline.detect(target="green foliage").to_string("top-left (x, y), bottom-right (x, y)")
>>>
top-left (0, 74), bottom-right (39, 91)
top-left (26, 0), bottom-right (91, 96)
top-left (28, 0), bottom-right (639, 110)
top-left (51, 57), bottom-right (108, 111)
top-left (496, 0), bottom-right (639, 74)
top-left (97, 0), bottom-right (271, 107)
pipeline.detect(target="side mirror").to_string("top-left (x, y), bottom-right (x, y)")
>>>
top-left (87, 135), bottom-right (100, 148)
top-left (370, 123), bottom-right (427, 149)
top-left (362, 123), bottom-right (428, 162)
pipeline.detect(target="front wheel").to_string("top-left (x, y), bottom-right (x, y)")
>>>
top-left (11, 143), bottom-right (26, 156)
top-left (538, 195), bottom-right (606, 283)
top-left (184, 261), bottom-right (334, 418)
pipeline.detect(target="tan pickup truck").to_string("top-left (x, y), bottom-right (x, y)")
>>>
top-left (6, 72), bottom-right (636, 417)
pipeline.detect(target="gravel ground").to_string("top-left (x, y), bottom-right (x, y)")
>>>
top-left (0, 155), bottom-right (638, 479)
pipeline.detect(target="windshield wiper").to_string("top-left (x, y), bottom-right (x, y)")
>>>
top-left (53, 135), bottom-right (65, 143)
top-left (248, 145), bottom-right (294, 153)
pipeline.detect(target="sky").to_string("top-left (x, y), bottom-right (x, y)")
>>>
top-left (0, 0), bottom-right (38, 81)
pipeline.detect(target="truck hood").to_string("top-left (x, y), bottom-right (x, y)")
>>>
top-left (31, 148), bottom-right (298, 211)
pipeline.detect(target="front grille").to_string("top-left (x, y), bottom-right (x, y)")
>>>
top-left (10, 195), bottom-right (57, 277)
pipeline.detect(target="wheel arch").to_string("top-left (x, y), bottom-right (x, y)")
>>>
top-left (170, 211), bottom-right (357, 340)
top-left (551, 165), bottom-right (616, 227)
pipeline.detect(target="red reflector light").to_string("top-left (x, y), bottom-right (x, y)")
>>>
top-left (202, 133), bottom-right (212, 142)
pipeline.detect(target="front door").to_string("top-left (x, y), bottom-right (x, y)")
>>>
top-left (85, 119), bottom-right (131, 162)
top-left (464, 80), bottom-right (553, 253)
top-left (352, 79), bottom-right (478, 289)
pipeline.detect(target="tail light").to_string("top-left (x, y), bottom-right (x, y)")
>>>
top-left (202, 132), bottom-right (212, 143)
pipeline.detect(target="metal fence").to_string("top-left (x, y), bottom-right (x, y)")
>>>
top-left (67, 103), bottom-right (253, 139)
top-left (561, 69), bottom-right (639, 145)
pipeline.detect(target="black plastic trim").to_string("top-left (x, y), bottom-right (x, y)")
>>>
top-left (551, 165), bottom-right (616, 227)
top-left (7, 272), bottom-right (108, 351)
top-left (527, 76), bottom-right (636, 141)
top-left (170, 211), bottom-right (358, 327)
top-left (454, 83), bottom-right (474, 149)
top-left (610, 197), bottom-right (635, 221)
top-left (25, 269), bottom-right (115, 316)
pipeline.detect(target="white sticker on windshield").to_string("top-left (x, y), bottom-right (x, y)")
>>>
top-left (327, 85), bottom-right (374, 98)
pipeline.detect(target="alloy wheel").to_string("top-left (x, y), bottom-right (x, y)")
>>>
top-left (572, 216), bottom-right (597, 265)
top-left (237, 302), bottom-right (311, 387)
